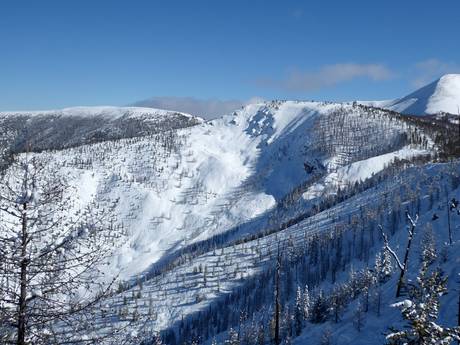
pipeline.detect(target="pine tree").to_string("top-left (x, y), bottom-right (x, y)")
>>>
top-left (374, 248), bottom-right (393, 283)
top-left (226, 328), bottom-right (239, 345)
top-left (294, 286), bottom-right (303, 336)
top-left (387, 258), bottom-right (460, 344)
top-left (302, 284), bottom-right (311, 320)
top-left (420, 224), bottom-right (437, 265)
top-left (353, 301), bottom-right (366, 332)
top-left (330, 285), bottom-right (347, 323)
top-left (311, 290), bottom-right (329, 323)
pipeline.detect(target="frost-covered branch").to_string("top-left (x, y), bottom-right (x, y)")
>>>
top-left (378, 225), bottom-right (404, 271)
top-left (0, 155), bottom-right (125, 344)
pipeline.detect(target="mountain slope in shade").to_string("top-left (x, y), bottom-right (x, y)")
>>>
top-left (362, 74), bottom-right (460, 115)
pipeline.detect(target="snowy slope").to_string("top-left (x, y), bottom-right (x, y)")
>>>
top-left (293, 170), bottom-right (460, 345)
top-left (0, 106), bottom-right (202, 155)
top-left (2, 100), bottom-right (453, 344)
top-left (18, 101), bottom-right (434, 284)
top-left (361, 74), bottom-right (460, 115)
top-left (92, 161), bottom-right (460, 344)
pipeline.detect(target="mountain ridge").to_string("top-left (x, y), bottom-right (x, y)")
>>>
top-left (361, 74), bottom-right (460, 115)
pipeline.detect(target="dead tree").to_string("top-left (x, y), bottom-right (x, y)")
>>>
top-left (379, 212), bottom-right (418, 298)
top-left (273, 244), bottom-right (281, 345)
top-left (0, 155), bottom-right (120, 344)
top-left (446, 189), bottom-right (453, 245)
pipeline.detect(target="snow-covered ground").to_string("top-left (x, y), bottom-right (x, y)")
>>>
top-left (26, 101), bottom-right (431, 283)
top-left (303, 146), bottom-right (430, 200)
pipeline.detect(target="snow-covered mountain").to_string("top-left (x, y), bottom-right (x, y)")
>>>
top-left (25, 101), bottom-right (436, 276)
top-left (0, 106), bottom-right (201, 155)
top-left (1, 98), bottom-right (459, 344)
top-left (362, 74), bottom-right (460, 115)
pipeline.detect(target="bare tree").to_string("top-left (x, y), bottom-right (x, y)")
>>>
top-left (0, 155), bottom-right (120, 344)
top-left (379, 212), bottom-right (418, 298)
top-left (273, 245), bottom-right (281, 345)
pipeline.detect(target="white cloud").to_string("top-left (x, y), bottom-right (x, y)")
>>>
top-left (411, 58), bottom-right (460, 88)
top-left (131, 96), bottom-right (264, 120)
top-left (256, 63), bottom-right (394, 92)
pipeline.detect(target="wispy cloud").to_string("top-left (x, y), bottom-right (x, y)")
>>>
top-left (290, 8), bottom-right (304, 19)
top-left (411, 58), bottom-right (460, 88)
top-left (256, 63), bottom-right (395, 92)
top-left (131, 96), bottom-right (264, 120)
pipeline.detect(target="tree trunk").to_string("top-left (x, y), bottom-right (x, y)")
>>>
top-left (274, 249), bottom-right (281, 345)
top-left (458, 281), bottom-right (460, 345)
top-left (447, 193), bottom-right (452, 245)
top-left (17, 203), bottom-right (28, 345)
top-left (396, 216), bottom-right (416, 298)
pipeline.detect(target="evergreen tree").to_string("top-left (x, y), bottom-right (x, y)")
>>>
top-left (302, 285), bottom-right (311, 321)
top-left (420, 224), bottom-right (437, 265)
top-left (330, 285), bottom-right (347, 323)
top-left (294, 286), bottom-right (303, 336)
top-left (375, 248), bottom-right (393, 283)
top-left (311, 290), bottom-right (329, 324)
top-left (226, 328), bottom-right (239, 345)
top-left (387, 258), bottom-right (460, 344)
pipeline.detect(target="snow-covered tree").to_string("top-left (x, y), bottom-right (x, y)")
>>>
top-left (0, 156), bottom-right (120, 344)
top-left (294, 286), bottom-right (303, 336)
top-left (225, 328), bottom-right (239, 345)
top-left (152, 332), bottom-right (164, 345)
top-left (420, 223), bottom-right (437, 265)
top-left (310, 290), bottom-right (329, 324)
top-left (374, 248), bottom-right (393, 283)
top-left (302, 284), bottom-right (311, 321)
top-left (330, 284), bottom-right (347, 323)
top-left (387, 258), bottom-right (460, 344)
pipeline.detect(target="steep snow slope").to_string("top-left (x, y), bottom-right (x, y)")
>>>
top-left (361, 74), bottom-right (460, 115)
top-left (29, 101), bottom-right (433, 284)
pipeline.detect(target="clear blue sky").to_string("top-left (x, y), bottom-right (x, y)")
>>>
top-left (1, 0), bottom-right (459, 111)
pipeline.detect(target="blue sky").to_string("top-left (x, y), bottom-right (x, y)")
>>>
top-left (1, 0), bottom-right (459, 113)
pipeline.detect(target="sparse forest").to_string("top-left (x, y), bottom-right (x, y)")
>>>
top-left (0, 100), bottom-right (459, 345)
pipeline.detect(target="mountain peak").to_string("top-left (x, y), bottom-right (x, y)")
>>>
top-left (439, 73), bottom-right (460, 81)
top-left (393, 73), bottom-right (460, 115)
top-left (363, 73), bottom-right (460, 116)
